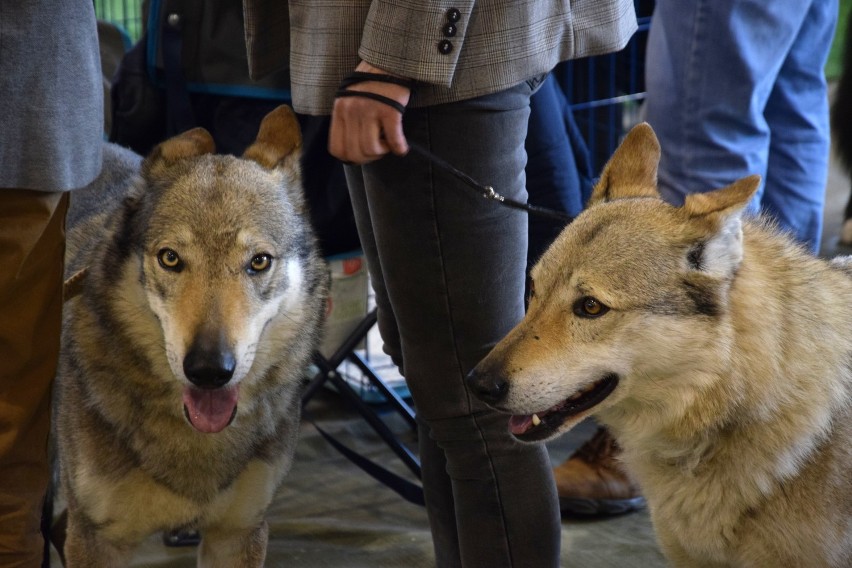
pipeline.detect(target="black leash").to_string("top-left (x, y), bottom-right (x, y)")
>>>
top-left (406, 142), bottom-right (574, 223)
top-left (336, 72), bottom-right (575, 225)
top-left (308, 418), bottom-right (425, 507)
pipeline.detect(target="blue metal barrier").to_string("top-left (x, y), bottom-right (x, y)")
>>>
top-left (566, 1), bottom-right (653, 173)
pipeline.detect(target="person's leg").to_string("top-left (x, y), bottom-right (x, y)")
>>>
top-left (345, 170), bottom-right (464, 559)
top-left (525, 73), bottom-right (589, 273)
top-left (760, 0), bottom-right (837, 253)
top-left (644, 0), bottom-right (816, 208)
top-left (344, 80), bottom-right (560, 567)
top-left (0, 189), bottom-right (68, 567)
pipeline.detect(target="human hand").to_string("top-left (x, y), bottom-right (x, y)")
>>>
top-left (329, 61), bottom-right (411, 165)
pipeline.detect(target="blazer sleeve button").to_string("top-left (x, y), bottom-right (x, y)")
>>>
top-left (437, 39), bottom-right (454, 55)
top-left (443, 23), bottom-right (457, 37)
top-left (446, 8), bottom-right (461, 22)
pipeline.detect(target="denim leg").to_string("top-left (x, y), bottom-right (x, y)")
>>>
top-left (645, 0), bottom-right (834, 252)
top-left (344, 81), bottom-right (560, 568)
top-left (760, 0), bottom-right (836, 252)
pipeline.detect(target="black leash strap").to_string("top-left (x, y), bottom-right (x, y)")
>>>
top-left (333, 72), bottom-right (575, 225)
top-left (407, 143), bottom-right (575, 223)
top-left (338, 71), bottom-right (417, 91)
top-left (334, 90), bottom-right (407, 114)
top-left (308, 419), bottom-right (426, 507)
top-left (335, 71), bottom-right (415, 115)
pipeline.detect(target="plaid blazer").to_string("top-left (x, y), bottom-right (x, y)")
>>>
top-left (243, 1), bottom-right (637, 115)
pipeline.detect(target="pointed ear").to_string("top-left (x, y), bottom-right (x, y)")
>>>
top-left (683, 175), bottom-right (761, 278)
top-left (588, 122), bottom-right (661, 206)
top-left (242, 105), bottom-right (302, 169)
top-left (142, 127), bottom-right (216, 177)
top-left (682, 175), bottom-right (760, 219)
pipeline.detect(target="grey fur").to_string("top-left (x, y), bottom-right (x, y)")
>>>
top-left (55, 107), bottom-right (329, 567)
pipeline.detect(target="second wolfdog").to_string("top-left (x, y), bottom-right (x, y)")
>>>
top-left (469, 124), bottom-right (852, 567)
top-left (56, 106), bottom-right (328, 566)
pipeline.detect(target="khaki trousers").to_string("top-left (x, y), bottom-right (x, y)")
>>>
top-left (0, 189), bottom-right (68, 567)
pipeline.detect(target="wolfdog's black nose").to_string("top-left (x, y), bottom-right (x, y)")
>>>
top-left (465, 368), bottom-right (509, 405)
top-left (183, 332), bottom-right (236, 389)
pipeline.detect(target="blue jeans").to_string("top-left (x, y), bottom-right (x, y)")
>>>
top-left (344, 79), bottom-right (560, 568)
top-left (644, 0), bottom-right (837, 253)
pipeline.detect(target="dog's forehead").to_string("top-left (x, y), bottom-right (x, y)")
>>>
top-left (184, 154), bottom-right (283, 192)
top-left (154, 158), bottom-right (292, 216)
top-left (145, 157), bottom-right (300, 251)
top-left (533, 199), bottom-right (686, 290)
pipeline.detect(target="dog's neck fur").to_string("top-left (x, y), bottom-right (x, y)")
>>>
top-left (605, 218), bottom-right (851, 487)
top-left (596, 221), bottom-right (852, 564)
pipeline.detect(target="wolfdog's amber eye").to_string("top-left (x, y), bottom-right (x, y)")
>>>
top-left (573, 296), bottom-right (609, 318)
top-left (157, 248), bottom-right (183, 271)
top-left (248, 253), bottom-right (272, 274)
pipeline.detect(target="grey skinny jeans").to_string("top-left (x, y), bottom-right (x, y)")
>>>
top-left (343, 79), bottom-right (560, 568)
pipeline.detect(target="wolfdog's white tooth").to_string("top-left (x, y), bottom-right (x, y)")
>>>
top-left (532, 413), bottom-right (542, 426)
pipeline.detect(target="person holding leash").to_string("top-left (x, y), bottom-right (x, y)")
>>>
top-left (0, 1), bottom-right (103, 566)
top-left (244, 2), bottom-right (636, 565)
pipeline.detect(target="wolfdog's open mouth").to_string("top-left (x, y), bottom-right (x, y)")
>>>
top-left (182, 385), bottom-right (240, 434)
top-left (509, 374), bottom-right (619, 442)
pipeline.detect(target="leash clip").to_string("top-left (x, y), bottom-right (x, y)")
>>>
top-left (407, 142), bottom-right (573, 224)
top-left (483, 186), bottom-right (504, 202)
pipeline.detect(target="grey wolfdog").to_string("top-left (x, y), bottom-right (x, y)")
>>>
top-left (55, 106), bottom-right (328, 567)
top-left (468, 123), bottom-right (852, 567)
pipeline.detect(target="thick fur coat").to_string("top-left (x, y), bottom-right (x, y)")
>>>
top-left (469, 123), bottom-right (852, 567)
top-left (56, 106), bottom-right (328, 567)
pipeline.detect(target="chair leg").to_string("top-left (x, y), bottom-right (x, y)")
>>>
top-left (346, 351), bottom-right (416, 430)
top-left (323, 369), bottom-right (421, 478)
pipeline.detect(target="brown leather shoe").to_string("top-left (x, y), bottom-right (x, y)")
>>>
top-left (553, 426), bottom-right (645, 516)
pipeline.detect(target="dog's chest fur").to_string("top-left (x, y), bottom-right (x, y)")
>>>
top-left (608, 226), bottom-right (852, 566)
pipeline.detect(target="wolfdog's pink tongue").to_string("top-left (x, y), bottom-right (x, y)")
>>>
top-left (182, 385), bottom-right (240, 433)
top-left (509, 415), bottom-right (533, 435)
